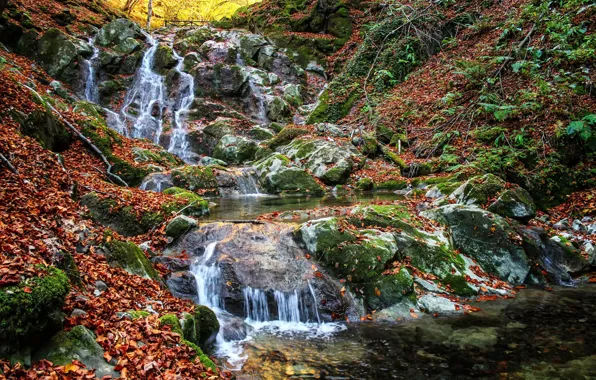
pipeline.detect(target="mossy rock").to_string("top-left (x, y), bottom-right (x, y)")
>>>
top-left (442, 274), bottom-right (476, 297)
top-left (403, 162), bottom-right (433, 177)
top-left (159, 313), bottom-right (183, 335)
top-left (128, 310), bottom-right (151, 319)
top-left (356, 178), bottom-right (374, 191)
top-left (165, 215), bottom-right (198, 239)
top-left (298, 217), bottom-right (356, 255)
top-left (347, 204), bottom-right (420, 236)
top-left (249, 126), bottom-right (275, 141)
top-left (103, 240), bottom-right (161, 282)
top-left (488, 187), bottom-right (537, 221)
top-left (363, 269), bottom-right (414, 311)
top-left (375, 179), bottom-right (407, 191)
top-left (266, 127), bottom-right (309, 149)
top-left (132, 147), bottom-right (182, 168)
top-left (359, 133), bottom-right (378, 157)
top-left (171, 166), bottom-right (219, 195)
top-left (0, 267), bottom-right (69, 349)
top-left (452, 173), bottom-right (506, 206)
top-left (32, 325), bottom-right (117, 378)
top-left (213, 135), bottom-right (259, 164)
top-left (381, 146), bottom-right (406, 169)
top-left (36, 28), bottom-right (79, 83)
top-left (261, 166), bottom-right (324, 195)
top-left (80, 192), bottom-right (164, 236)
top-left (12, 105), bottom-right (73, 152)
top-left (162, 187), bottom-right (209, 217)
top-left (153, 44), bottom-right (177, 74)
top-left (194, 305), bottom-right (220, 347)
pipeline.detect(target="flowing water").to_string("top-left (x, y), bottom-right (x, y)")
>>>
top-left (83, 38), bottom-right (100, 102)
top-left (167, 48), bottom-right (195, 162)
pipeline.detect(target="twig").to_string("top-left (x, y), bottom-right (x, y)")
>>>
top-left (0, 152), bottom-right (19, 174)
top-left (172, 199), bottom-right (199, 217)
top-left (24, 84), bottom-right (129, 187)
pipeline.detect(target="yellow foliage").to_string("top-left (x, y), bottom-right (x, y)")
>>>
top-left (107, 0), bottom-right (259, 28)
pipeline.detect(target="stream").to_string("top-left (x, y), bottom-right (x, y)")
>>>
top-left (80, 26), bottom-right (596, 379)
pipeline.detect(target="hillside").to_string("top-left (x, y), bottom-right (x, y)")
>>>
top-left (1, 0), bottom-right (596, 378)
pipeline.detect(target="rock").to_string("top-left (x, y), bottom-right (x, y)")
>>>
top-left (192, 63), bottom-right (248, 97)
top-left (553, 218), bottom-right (570, 230)
top-left (97, 19), bottom-right (142, 48)
top-left (279, 139), bottom-right (364, 185)
top-left (298, 217), bottom-right (355, 254)
top-left (183, 52), bottom-right (202, 71)
top-left (519, 227), bottom-right (588, 285)
top-left (239, 33), bottom-right (267, 61)
top-left (363, 269), bottom-right (414, 311)
top-left (140, 172), bottom-right (173, 192)
top-left (70, 309), bottom-right (87, 318)
top-left (166, 271), bottom-right (198, 300)
top-left (36, 28), bottom-right (80, 83)
top-left (347, 204), bottom-right (419, 236)
top-left (213, 135), bottom-right (259, 164)
top-left (171, 166), bottom-right (219, 194)
top-left (95, 280), bottom-right (108, 292)
top-left (112, 37), bottom-right (141, 55)
top-left (80, 192), bottom-right (164, 236)
top-left (0, 268), bottom-right (69, 349)
top-left (422, 204), bottom-right (530, 283)
top-left (162, 187), bottom-right (210, 217)
top-left (165, 215), bottom-right (198, 239)
top-left (249, 126), bottom-right (275, 141)
top-left (152, 43), bottom-right (177, 74)
top-left (33, 326), bottom-right (117, 378)
top-left (282, 84), bottom-right (303, 107)
top-left (200, 40), bottom-right (236, 63)
top-left (488, 188), bottom-right (536, 221)
top-left (572, 219), bottom-right (585, 232)
top-left (151, 256), bottom-right (192, 271)
top-left (451, 173), bottom-right (506, 206)
top-left (12, 103), bottom-right (73, 152)
top-left (417, 294), bottom-right (463, 315)
top-left (306, 61), bottom-right (326, 77)
top-left (254, 153), bottom-right (323, 195)
top-left (314, 123), bottom-right (348, 137)
top-left (102, 240), bottom-right (162, 282)
top-left (199, 156), bottom-right (228, 166)
top-left (264, 95), bottom-right (291, 122)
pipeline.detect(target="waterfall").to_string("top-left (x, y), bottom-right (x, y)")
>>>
top-left (243, 287), bottom-right (270, 322)
top-left (139, 173), bottom-right (172, 192)
top-left (243, 286), bottom-right (321, 324)
top-left (84, 38), bottom-right (100, 102)
top-left (191, 242), bottom-right (223, 308)
top-left (167, 48), bottom-right (195, 162)
top-left (119, 34), bottom-right (166, 144)
top-left (236, 168), bottom-right (261, 196)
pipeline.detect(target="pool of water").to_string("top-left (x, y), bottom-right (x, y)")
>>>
top-left (203, 192), bottom-right (402, 222)
top-left (227, 284), bottom-right (596, 379)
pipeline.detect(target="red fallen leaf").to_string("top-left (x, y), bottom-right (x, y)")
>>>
top-left (588, 277), bottom-right (596, 283)
top-left (409, 309), bottom-right (418, 319)
top-left (23, 286), bottom-right (32, 293)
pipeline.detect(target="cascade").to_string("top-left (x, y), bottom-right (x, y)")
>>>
top-left (191, 242), bottom-right (223, 308)
top-left (83, 37), bottom-right (100, 102)
top-left (235, 168), bottom-right (261, 196)
top-left (243, 286), bottom-right (321, 324)
top-left (119, 34), bottom-right (166, 143)
top-left (167, 48), bottom-right (195, 162)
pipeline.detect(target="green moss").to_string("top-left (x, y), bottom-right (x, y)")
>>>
top-left (162, 187), bottom-right (209, 217)
top-left (194, 305), bottom-right (220, 347)
top-left (159, 314), bottom-right (183, 335)
top-left (181, 339), bottom-right (217, 371)
top-left (0, 267), bottom-right (69, 348)
top-left (171, 166), bottom-right (219, 195)
top-left (363, 269), bottom-right (414, 310)
top-left (357, 178), bottom-right (374, 191)
top-left (347, 204), bottom-right (421, 236)
top-left (104, 240), bottom-right (161, 282)
top-left (133, 147), bottom-right (182, 168)
top-left (442, 274), bottom-right (476, 297)
top-left (375, 179), bottom-right (407, 190)
top-left (128, 310), bottom-right (150, 319)
top-left (266, 127), bottom-right (309, 149)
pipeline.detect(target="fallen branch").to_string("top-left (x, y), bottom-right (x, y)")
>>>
top-left (24, 84), bottom-right (129, 187)
top-left (172, 199), bottom-right (200, 217)
top-left (0, 152), bottom-right (19, 174)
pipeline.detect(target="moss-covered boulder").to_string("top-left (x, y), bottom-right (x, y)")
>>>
top-left (279, 139), bottom-right (364, 185)
top-left (192, 63), bottom-right (248, 97)
top-left (0, 268), bottom-right (69, 350)
top-left (103, 240), bottom-right (161, 282)
top-left (12, 101), bottom-right (73, 152)
top-left (162, 187), bottom-right (210, 217)
top-left (298, 217), bottom-right (356, 255)
top-left (282, 84), bottom-right (303, 107)
top-left (264, 95), bottom-right (291, 122)
top-left (132, 147), bottom-right (182, 168)
top-left (356, 178), bottom-right (374, 191)
top-left (375, 179), bottom-right (407, 191)
top-left (32, 326), bottom-right (117, 378)
top-left (488, 188), bottom-right (537, 221)
top-left (249, 126), bottom-right (275, 141)
top-left (97, 19), bottom-right (143, 48)
top-left (193, 305), bottom-right (220, 347)
top-left (451, 174), bottom-right (506, 206)
top-left (165, 215), bottom-right (198, 239)
top-left (255, 153), bottom-right (323, 195)
top-left (153, 43), bottom-right (178, 74)
top-left (363, 269), bottom-right (414, 311)
top-left (347, 204), bottom-right (419, 236)
top-left (422, 204), bottom-right (530, 283)
top-left (213, 135), bottom-right (259, 164)
top-left (36, 28), bottom-right (80, 83)
top-left (171, 166), bottom-right (219, 195)
top-left (80, 192), bottom-right (163, 236)
top-left (266, 127), bottom-right (309, 149)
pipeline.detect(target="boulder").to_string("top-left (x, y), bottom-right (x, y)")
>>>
top-left (166, 215), bottom-right (198, 239)
top-left (36, 28), bottom-right (80, 82)
top-left (363, 269), bottom-right (414, 311)
top-left (347, 204), bottom-right (419, 236)
top-left (488, 188), bottom-right (536, 221)
top-left (213, 135), bottom-right (259, 164)
top-left (12, 104), bottom-right (73, 152)
top-left (162, 187), bottom-right (210, 217)
top-left (152, 43), bottom-right (178, 74)
top-left (282, 84), bottom-right (304, 107)
top-left (102, 240), bottom-right (162, 282)
top-left (166, 271), bottom-right (198, 300)
top-left (33, 326), bottom-right (117, 379)
top-left (279, 139), bottom-right (364, 185)
top-left (298, 217), bottom-right (356, 255)
top-left (264, 95), bottom-right (291, 122)
top-left (171, 166), bottom-right (219, 194)
top-left (451, 174), bottom-right (506, 206)
top-left (239, 34), bottom-right (268, 61)
top-left (97, 19), bottom-right (143, 48)
top-left (422, 204), bottom-right (530, 283)
top-left (192, 63), bottom-right (248, 97)
top-left (255, 153), bottom-right (323, 195)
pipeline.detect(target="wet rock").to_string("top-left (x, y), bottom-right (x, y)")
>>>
top-left (97, 19), bottom-right (143, 48)
top-left (192, 63), bottom-right (248, 97)
top-left (152, 43), bottom-right (178, 74)
top-left (218, 313), bottom-right (253, 341)
top-left (166, 271), bottom-right (198, 300)
top-left (417, 294), bottom-right (463, 315)
top-left (488, 187), bottom-right (536, 221)
top-left (448, 327), bottom-right (498, 349)
top-left (33, 326), bottom-right (118, 378)
top-left (423, 204), bottom-right (530, 283)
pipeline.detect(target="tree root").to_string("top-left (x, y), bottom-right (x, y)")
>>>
top-left (0, 152), bottom-right (19, 174)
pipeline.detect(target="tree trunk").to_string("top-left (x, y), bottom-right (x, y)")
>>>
top-left (146, 0), bottom-right (153, 31)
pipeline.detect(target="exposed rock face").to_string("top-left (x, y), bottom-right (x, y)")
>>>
top-left (33, 326), bottom-right (118, 379)
top-left (97, 19), bottom-right (142, 48)
top-left (213, 135), bottom-right (259, 164)
top-left (166, 271), bottom-right (198, 300)
top-left (36, 28), bottom-right (85, 84)
top-left (422, 204), bottom-right (530, 283)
